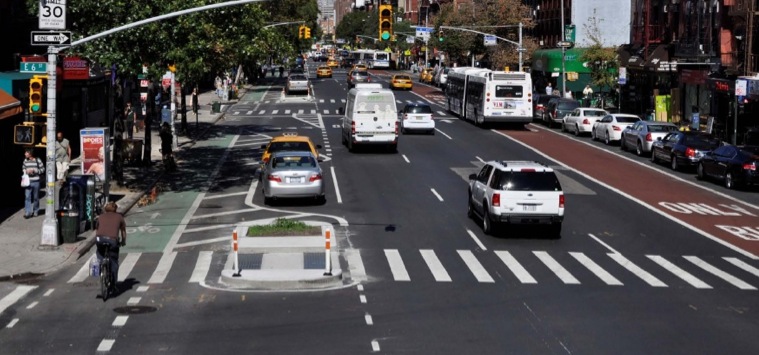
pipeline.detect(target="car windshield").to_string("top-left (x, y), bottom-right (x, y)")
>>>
top-left (649, 124), bottom-right (677, 132)
top-left (616, 116), bottom-right (640, 123)
top-left (272, 155), bottom-right (316, 169)
top-left (407, 105), bottom-right (432, 114)
top-left (497, 171), bottom-right (562, 191)
top-left (395, 76), bottom-right (410, 80)
top-left (558, 102), bottom-right (579, 110)
top-left (268, 141), bottom-right (311, 153)
top-left (354, 72), bottom-right (369, 77)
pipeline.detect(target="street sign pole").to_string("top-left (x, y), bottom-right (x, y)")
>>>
top-left (40, 45), bottom-right (58, 247)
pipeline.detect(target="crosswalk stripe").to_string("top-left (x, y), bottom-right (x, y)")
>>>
top-left (385, 249), bottom-right (410, 281)
top-left (298, 109), bottom-right (304, 114)
top-left (494, 251), bottom-right (536, 284)
top-left (330, 99), bottom-right (336, 103)
top-left (570, 252), bottom-right (623, 286)
top-left (233, 111), bottom-right (240, 115)
top-left (420, 249), bottom-right (452, 282)
top-left (723, 257), bottom-right (759, 278)
top-left (118, 253), bottom-right (141, 282)
top-left (311, 109), bottom-right (316, 114)
top-left (0, 285), bottom-right (37, 315)
top-left (345, 249), bottom-right (367, 282)
top-left (285, 110), bottom-right (291, 114)
top-left (534, 251), bottom-right (580, 284)
top-left (258, 110), bottom-right (265, 115)
top-left (608, 253), bottom-right (667, 287)
top-left (436, 111), bottom-right (447, 117)
top-left (148, 251), bottom-right (177, 284)
top-left (323, 109), bottom-right (329, 114)
top-left (319, 99), bottom-right (324, 103)
top-left (647, 255), bottom-right (712, 289)
top-left (341, 99), bottom-right (346, 103)
top-left (684, 256), bottom-right (756, 290)
top-left (457, 250), bottom-right (494, 283)
top-left (272, 110), bottom-right (279, 114)
top-left (189, 251), bottom-right (213, 283)
top-left (69, 258), bottom-right (91, 283)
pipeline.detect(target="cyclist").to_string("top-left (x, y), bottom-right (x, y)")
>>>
top-left (95, 202), bottom-right (127, 289)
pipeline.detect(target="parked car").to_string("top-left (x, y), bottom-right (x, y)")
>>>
top-left (434, 68), bottom-right (450, 87)
top-left (544, 98), bottom-right (580, 127)
top-left (285, 74), bottom-right (308, 95)
top-left (316, 65), bottom-right (332, 78)
top-left (697, 145), bottom-right (759, 189)
top-left (620, 121), bottom-right (678, 156)
top-left (347, 71), bottom-right (370, 87)
top-left (651, 131), bottom-right (722, 171)
top-left (467, 160), bottom-right (564, 237)
top-left (390, 74), bottom-right (413, 90)
top-left (260, 151), bottom-right (325, 205)
top-left (533, 94), bottom-right (559, 122)
top-left (591, 113), bottom-right (641, 145)
top-left (399, 103), bottom-right (435, 135)
top-left (562, 108), bottom-right (609, 136)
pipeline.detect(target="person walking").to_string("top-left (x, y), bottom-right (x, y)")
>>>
top-left (545, 82), bottom-right (553, 95)
top-left (22, 149), bottom-right (44, 218)
top-left (55, 131), bottom-right (71, 182)
top-left (95, 201), bottom-right (127, 291)
top-left (124, 102), bottom-right (136, 139)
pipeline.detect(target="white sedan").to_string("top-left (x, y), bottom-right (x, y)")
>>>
top-left (592, 114), bottom-right (642, 145)
top-left (562, 108), bottom-right (608, 136)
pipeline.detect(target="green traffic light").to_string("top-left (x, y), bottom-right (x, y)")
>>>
top-left (31, 104), bottom-right (40, 112)
top-left (381, 32), bottom-right (390, 41)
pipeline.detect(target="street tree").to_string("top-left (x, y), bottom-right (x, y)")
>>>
top-left (578, 11), bottom-right (619, 93)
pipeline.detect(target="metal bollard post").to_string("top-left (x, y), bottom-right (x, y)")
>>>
top-left (323, 228), bottom-right (332, 276)
top-left (232, 229), bottom-right (241, 277)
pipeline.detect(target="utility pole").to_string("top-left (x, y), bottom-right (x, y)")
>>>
top-left (561, 0), bottom-right (567, 96)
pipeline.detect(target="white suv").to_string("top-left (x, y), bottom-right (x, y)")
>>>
top-left (468, 161), bottom-right (564, 237)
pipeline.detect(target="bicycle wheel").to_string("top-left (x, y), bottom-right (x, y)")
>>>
top-left (100, 259), bottom-right (110, 302)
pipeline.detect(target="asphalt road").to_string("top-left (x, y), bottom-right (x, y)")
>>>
top-left (1, 65), bottom-right (758, 354)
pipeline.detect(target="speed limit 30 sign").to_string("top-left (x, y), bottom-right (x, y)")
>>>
top-left (39, 0), bottom-right (66, 30)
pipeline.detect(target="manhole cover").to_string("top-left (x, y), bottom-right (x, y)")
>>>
top-left (113, 306), bottom-right (158, 314)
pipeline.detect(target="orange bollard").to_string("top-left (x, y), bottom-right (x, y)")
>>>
top-left (324, 228), bottom-right (332, 276)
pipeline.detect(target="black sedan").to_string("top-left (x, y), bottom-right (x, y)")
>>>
top-left (697, 145), bottom-right (759, 189)
top-left (650, 131), bottom-right (721, 171)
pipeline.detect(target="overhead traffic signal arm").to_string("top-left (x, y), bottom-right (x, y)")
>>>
top-left (379, 4), bottom-right (393, 41)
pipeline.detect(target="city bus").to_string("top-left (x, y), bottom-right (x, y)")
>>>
top-left (348, 50), bottom-right (390, 69)
top-left (445, 68), bottom-right (533, 126)
top-left (371, 51), bottom-right (390, 69)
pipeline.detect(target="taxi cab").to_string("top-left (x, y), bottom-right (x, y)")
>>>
top-left (327, 59), bottom-right (339, 68)
top-left (316, 65), bottom-right (332, 78)
top-left (260, 133), bottom-right (322, 166)
top-left (351, 63), bottom-right (368, 73)
top-left (390, 74), bottom-right (413, 90)
top-left (420, 68), bottom-right (435, 84)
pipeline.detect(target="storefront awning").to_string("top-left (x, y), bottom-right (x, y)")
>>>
top-left (531, 48), bottom-right (590, 73)
top-left (0, 89), bottom-right (22, 120)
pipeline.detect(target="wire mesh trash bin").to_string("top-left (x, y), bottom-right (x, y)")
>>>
top-left (211, 101), bottom-right (221, 113)
top-left (59, 210), bottom-right (79, 243)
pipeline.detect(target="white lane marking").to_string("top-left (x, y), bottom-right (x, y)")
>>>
top-left (723, 257), bottom-right (759, 278)
top-left (357, 284), bottom-right (364, 292)
top-left (311, 109), bottom-right (316, 114)
top-left (684, 256), bottom-right (756, 290)
top-left (189, 251), bottom-right (214, 283)
top-left (330, 166), bottom-right (343, 204)
top-left (475, 156), bottom-right (486, 163)
top-left (495, 251), bottom-right (537, 284)
top-left (359, 294), bottom-right (367, 304)
top-left (385, 249), bottom-right (411, 281)
top-left (570, 252), bottom-right (623, 286)
top-left (43, 289), bottom-right (54, 297)
top-left (436, 129), bottom-right (452, 140)
top-left (285, 110), bottom-right (291, 114)
top-left (587, 234), bottom-right (620, 254)
top-left (465, 229), bottom-right (487, 251)
top-left (258, 110), bottom-right (265, 115)
top-left (272, 110), bottom-right (279, 114)
top-left (204, 191), bottom-right (248, 200)
top-left (246, 110), bottom-right (253, 115)
top-left (345, 249), bottom-right (366, 282)
top-left (118, 253), bottom-right (141, 282)
top-left (365, 314), bottom-right (374, 325)
top-left (436, 110), bottom-right (446, 116)
top-left (298, 109), bottom-right (304, 114)
top-left (0, 285), bottom-right (37, 315)
top-left (323, 110), bottom-right (329, 114)
top-left (647, 255), bottom-right (712, 289)
top-left (608, 253), bottom-right (667, 287)
top-left (534, 251), bottom-right (580, 284)
top-left (330, 99), bottom-right (336, 103)
top-left (371, 340), bottom-right (380, 352)
top-left (232, 111), bottom-right (239, 115)
top-left (26, 301), bottom-right (38, 309)
top-left (174, 236), bottom-right (230, 249)
top-left (457, 250), bottom-right (494, 283)
top-left (430, 188), bottom-right (444, 202)
top-left (6, 319), bottom-right (19, 328)
top-left (113, 316), bottom-right (129, 327)
top-left (497, 128), bottom-right (759, 260)
top-left (402, 154), bottom-right (410, 163)
top-left (127, 297), bottom-right (141, 305)
top-left (97, 339), bottom-right (115, 352)
top-left (148, 251), bottom-right (177, 284)
top-left (420, 249), bottom-right (452, 282)
top-left (190, 208), bottom-right (258, 220)
top-left (136, 286), bottom-right (149, 293)
top-left (183, 224), bottom-right (236, 234)
top-left (68, 260), bottom-right (90, 283)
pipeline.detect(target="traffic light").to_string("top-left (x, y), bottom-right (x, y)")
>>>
top-left (28, 76), bottom-right (45, 115)
top-left (379, 4), bottom-right (393, 41)
top-left (438, 30), bottom-right (444, 42)
top-left (304, 27), bottom-right (311, 39)
top-left (298, 25), bottom-right (305, 39)
top-left (14, 124), bottom-right (34, 145)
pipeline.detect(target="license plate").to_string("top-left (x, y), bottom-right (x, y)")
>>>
top-left (522, 205), bottom-right (536, 212)
top-left (286, 177), bottom-right (304, 184)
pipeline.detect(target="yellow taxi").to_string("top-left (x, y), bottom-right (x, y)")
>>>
top-left (260, 133), bottom-right (322, 166)
top-left (327, 59), bottom-right (339, 68)
top-left (316, 65), bottom-right (333, 78)
top-left (389, 74), bottom-right (413, 90)
top-left (420, 68), bottom-right (435, 84)
top-left (351, 63), bottom-right (368, 72)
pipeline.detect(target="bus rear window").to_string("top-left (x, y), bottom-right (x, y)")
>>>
top-left (495, 85), bottom-right (524, 98)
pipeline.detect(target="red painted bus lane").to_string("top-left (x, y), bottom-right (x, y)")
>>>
top-left (501, 127), bottom-right (759, 259)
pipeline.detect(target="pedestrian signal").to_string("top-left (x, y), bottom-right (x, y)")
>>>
top-left (14, 124), bottom-right (34, 145)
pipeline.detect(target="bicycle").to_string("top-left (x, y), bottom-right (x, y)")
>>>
top-left (96, 237), bottom-right (116, 301)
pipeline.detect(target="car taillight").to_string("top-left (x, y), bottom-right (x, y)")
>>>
top-left (743, 163), bottom-right (757, 171)
top-left (395, 121), bottom-right (399, 135)
top-left (582, 118), bottom-right (589, 125)
top-left (492, 193), bottom-right (500, 207)
top-left (559, 194), bottom-right (565, 209)
top-left (309, 173), bottom-right (322, 182)
top-left (685, 147), bottom-right (696, 158)
top-left (267, 174), bottom-right (282, 182)
top-left (351, 120), bottom-right (356, 134)
top-left (645, 133), bottom-right (652, 142)
top-left (612, 125), bottom-right (622, 131)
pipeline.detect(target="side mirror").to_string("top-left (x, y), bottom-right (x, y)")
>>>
top-left (468, 173), bottom-right (477, 180)
top-left (316, 144), bottom-right (323, 149)
top-left (338, 107), bottom-right (345, 115)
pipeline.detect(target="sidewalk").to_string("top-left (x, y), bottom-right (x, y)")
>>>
top-left (0, 86), bottom-right (240, 281)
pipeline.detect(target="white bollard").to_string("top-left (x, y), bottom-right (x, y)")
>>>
top-left (324, 228), bottom-right (332, 276)
top-left (232, 229), bottom-right (241, 277)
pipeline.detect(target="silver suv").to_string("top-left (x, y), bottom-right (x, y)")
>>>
top-left (468, 161), bottom-right (564, 237)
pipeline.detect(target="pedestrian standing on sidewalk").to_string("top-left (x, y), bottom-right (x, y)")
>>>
top-left (22, 149), bottom-right (44, 218)
top-left (124, 102), bottom-right (136, 139)
top-left (545, 82), bottom-right (553, 95)
top-left (191, 87), bottom-right (199, 133)
top-left (55, 131), bottom-right (71, 182)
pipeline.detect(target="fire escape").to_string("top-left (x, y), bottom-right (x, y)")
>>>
top-left (632, 0), bottom-right (667, 59)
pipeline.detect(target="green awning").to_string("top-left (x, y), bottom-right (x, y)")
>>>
top-left (531, 48), bottom-right (590, 73)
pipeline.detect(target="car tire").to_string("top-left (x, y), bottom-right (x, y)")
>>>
top-left (697, 163), bottom-right (706, 180)
top-left (482, 205), bottom-right (493, 235)
top-left (561, 122), bottom-right (567, 132)
top-left (670, 155), bottom-right (679, 171)
top-left (264, 196), bottom-right (273, 206)
top-left (725, 172), bottom-right (735, 189)
top-left (574, 125), bottom-right (580, 136)
top-left (620, 136), bottom-right (628, 151)
top-left (604, 132), bottom-right (611, 145)
top-left (429, 129), bottom-right (435, 135)
top-left (651, 150), bottom-right (659, 164)
top-left (591, 130), bottom-right (597, 141)
top-left (636, 141), bottom-right (644, 156)
top-left (467, 194), bottom-right (475, 219)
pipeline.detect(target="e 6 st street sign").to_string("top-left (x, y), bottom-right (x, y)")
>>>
top-left (31, 31), bottom-right (71, 46)
top-left (39, 0), bottom-right (66, 30)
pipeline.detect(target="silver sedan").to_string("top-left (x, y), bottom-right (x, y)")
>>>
top-left (260, 151), bottom-right (325, 205)
top-left (620, 121), bottom-right (678, 156)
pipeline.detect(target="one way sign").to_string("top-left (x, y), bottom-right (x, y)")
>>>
top-left (30, 31), bottom-right (71, 46)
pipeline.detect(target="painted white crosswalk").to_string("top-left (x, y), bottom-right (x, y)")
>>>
top-left (228, 107), bottom-right (450, 117)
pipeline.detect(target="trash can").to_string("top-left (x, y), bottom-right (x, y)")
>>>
top-left (211, 101), bottom-right (221, 113)
top-left (122, 139), bottom-right (143, 165)
top-left (59, 210), bottom-right (79, 243)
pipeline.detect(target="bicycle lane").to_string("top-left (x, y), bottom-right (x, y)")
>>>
top-left (500, 125), bottom-right (759, 259)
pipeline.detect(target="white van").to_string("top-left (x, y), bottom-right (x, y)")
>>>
top-left (339, 84), bottom-right (399, 152)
